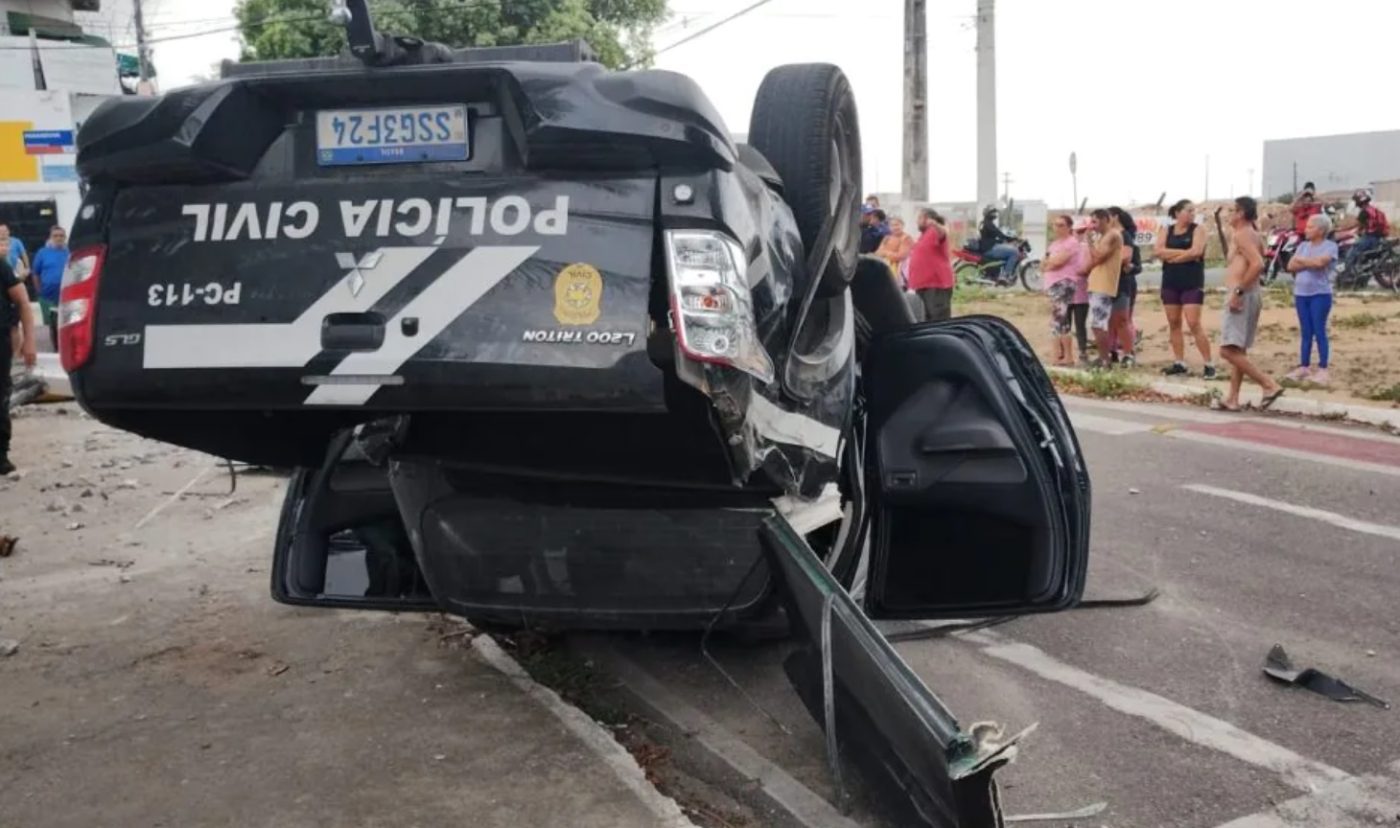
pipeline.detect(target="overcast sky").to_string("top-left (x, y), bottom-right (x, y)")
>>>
top-left (138, 0), bottom-right (1400, 207)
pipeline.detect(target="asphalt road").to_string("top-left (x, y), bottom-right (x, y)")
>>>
top-left (598, 397), bottom-right (1400, 827)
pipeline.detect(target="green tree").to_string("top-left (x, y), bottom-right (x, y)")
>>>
top-left (235, 0), bottom-right (667, 69)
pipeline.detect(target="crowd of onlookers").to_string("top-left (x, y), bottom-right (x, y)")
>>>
top-left (862, 185), bottom-right (1392, 413)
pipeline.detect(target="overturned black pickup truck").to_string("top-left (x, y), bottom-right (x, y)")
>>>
top-left (61, 2), bottom-right (1089, 824)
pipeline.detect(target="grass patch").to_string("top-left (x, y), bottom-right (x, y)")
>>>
top-left (953, 281), bottom-right (1001, 303)
top-left (1052, 369), bottom-right (1146, 399)
top-left (1366, 383), bottom-right (1400, 402)
top-left (1335, 312), bottom-right (1390, 329)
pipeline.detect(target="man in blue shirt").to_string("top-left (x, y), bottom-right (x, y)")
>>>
top-left (30, 225), bottom-right (68, 351)
top-left (0, 222), bottom-right (28, 274)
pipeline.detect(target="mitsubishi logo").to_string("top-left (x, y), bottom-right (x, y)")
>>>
top-left (336, 251), bottom-right (383, 298)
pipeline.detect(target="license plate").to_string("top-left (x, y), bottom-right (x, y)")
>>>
top-left (316, 105), bottom-right (469, 166)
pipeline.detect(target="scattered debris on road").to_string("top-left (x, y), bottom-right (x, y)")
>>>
top-left (1264, 644), bottom-right (1390, 709)
top-left (0, 535), bottom-right (16, 558)
top-left (0, 639), bottom-right (19, 657)
top-left (1005, 800), bottom-right (1108, 823)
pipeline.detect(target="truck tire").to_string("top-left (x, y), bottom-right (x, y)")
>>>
top-left (748, 64), bottom-right (861, 298)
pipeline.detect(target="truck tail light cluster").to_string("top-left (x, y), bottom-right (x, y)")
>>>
top-left (58, 245), bottom-right (107, 373)
top-left (664, 230), bottom-right (774, 383)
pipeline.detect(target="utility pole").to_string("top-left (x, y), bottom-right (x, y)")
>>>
top-left (1001, 171), bottom-right (1012, 204)
top-left (1204, 154), bottom-right (1210, 203)
top-left (975, 0), bottom-right (998, 210)
top-left (902, 0), bottom-right (928, 202)
top-left (1069, 152), bottom-right (1078, 212)
top-left (133, 0), bottom-right (152, 82)
top-left (1247, 168), bottom-right (1254, 196)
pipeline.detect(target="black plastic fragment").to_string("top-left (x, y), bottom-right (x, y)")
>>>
top-left (1263, 644), bottom-right (1389, 709)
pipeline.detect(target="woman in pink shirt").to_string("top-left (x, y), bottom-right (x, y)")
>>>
top-left (1041, 215), bottom-right (1084, 365)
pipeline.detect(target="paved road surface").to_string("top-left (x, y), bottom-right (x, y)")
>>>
top-left (599, 397), bottom-right (1400, 827)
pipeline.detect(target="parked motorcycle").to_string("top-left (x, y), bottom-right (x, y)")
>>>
top-left (954, 238), bottom-right (1042, 291)
top-left (1338, 237), bottom-right (1400, 292)
top-left (1262, 227), bottom-right (1300, 286)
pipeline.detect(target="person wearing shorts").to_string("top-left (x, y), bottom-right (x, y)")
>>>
top-left (1108, 207), bottom-right (1140, 367)
top-left (1154, 199), bottom-right (1214, 378)
top-left (1042, 215), bottom-right (1082, 365)
top-left (1219, 197), bottom-right (1283, 412)
top-left (1084, 209), bottom-right (1123, 368)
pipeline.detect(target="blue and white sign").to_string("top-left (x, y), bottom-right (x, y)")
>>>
top-left (23, 130), bottom-right (76, 155)
top-left (315, 105), bottom-right (469, 167)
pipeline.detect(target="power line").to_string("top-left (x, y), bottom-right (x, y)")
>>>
top-left (652, 0), bottom-right (780, 57)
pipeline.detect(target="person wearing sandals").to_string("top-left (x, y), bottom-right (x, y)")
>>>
top-left (1154, 200), bottom-right (1215, 378)
top-left (1219, 196), bottom-right (1284, 412)
top-left (1042, 214), bottom-right (1082, 365)
top-left (1085, 209), bottom-right (1124, 369)
top-left (1285, 213), bottom-right (1338, 385)
top-left (1108, 207), bottom-right (1140, 367)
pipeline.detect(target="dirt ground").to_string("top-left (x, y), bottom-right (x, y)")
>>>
top-left (957, 287), bottom-right (1400, 405)
top-left (0, 406), bottom-right (687, 828)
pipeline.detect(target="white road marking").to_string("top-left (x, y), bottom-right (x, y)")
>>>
top-left (1214, 761), bottom-right (1400, 827)
top-left (1065, 410), bottom-right (1154, 436)
top-left (1167, 431), bottom-right (1400, 479)
top-left (143, 246), bottom-right (436, 369)
top-left (1183, 484), bottom-right (1400, 542)
top-left (962, 630), bottom-right (1350, 792)
top-left (304, 245), bottom-right (537, 406)
top-left (471, 635), bottom-right (699, 828)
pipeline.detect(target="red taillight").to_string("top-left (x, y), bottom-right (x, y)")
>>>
top-left (58, 245), bottom-right (106, 373)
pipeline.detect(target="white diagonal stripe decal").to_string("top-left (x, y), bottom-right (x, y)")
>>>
top-left (303, 245), bottom-right (538, 406)
top-left (142, 246), bottom-right (435, 369)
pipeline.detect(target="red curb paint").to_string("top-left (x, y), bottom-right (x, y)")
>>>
top-left (1185, 422), bottom-right (1400, 467)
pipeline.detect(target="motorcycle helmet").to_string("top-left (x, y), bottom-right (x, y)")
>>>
top-left (1353, 188), bottom-right (1372, 206)
top-left (983, 205), bottom-right (999, 218)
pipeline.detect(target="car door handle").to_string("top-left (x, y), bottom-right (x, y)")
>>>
top-left (321, 312), bottom-right (386, 351)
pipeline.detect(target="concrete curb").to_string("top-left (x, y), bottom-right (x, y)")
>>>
top-left (471, 635), bottom-right (700, 828)
top-left (1046, 366), bottom-right (1400, 431)
top-left (574, 639), bottom-right (862, 828)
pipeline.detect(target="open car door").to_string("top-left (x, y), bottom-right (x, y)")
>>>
top-left (762, 315), bottom-right (1090, 827)
top-left (860, 315), bottom-right (1089, 618)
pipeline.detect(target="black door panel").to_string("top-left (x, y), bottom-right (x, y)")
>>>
top-left (272, 433), bottom-right (437, 611)
top-left (862, 316), bottom-right (1090, 619)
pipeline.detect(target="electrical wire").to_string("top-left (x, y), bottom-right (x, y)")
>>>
top-left (650, 0), bottom-right (778, 57)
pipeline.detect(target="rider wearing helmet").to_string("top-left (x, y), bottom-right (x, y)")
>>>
top-left (1346, 189), bottom-right (1391, 271)
top-left (979, 205), bottom-right (1023, 279)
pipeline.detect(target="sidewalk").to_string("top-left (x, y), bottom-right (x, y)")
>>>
top-left (1050, 365), bottom-right (1400, 432)
top-left (0, 407), bottom-right (692, 828)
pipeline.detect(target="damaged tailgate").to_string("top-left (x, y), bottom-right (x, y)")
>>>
top-left (760, 515), bottom-right (1020, 828)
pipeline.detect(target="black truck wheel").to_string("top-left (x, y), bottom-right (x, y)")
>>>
top-left (748, 64), bottom-right (862, 298)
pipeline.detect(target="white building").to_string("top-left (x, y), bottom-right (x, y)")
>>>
top-left (0, 0), bottom-right (124, 249)
top-left (1262, 130), bottom-right (1400, 201)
